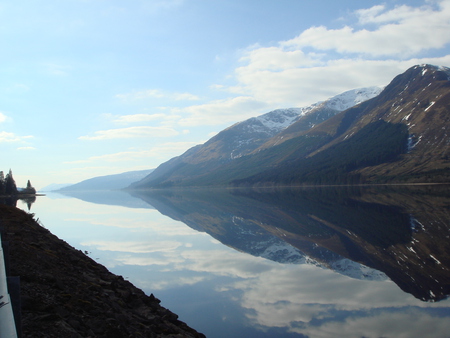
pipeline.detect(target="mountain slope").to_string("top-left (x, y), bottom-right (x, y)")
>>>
top-left (234, 64), bottom-right (450, 186)
top-left (258, 86), bottom-right (382, 150)
top-left (59, 169), bottom-right (154, 191)
top-left (131, 87), bottom-right (381, 189)
top-left (132, 64), bottom-right (450, 188)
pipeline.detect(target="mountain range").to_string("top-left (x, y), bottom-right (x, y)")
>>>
top-left (130, 64), bottom-right (450, 188)
top-left (58, 169), bottom-right (154, 191)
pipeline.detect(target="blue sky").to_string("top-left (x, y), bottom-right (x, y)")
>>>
top-left (1, 0), bottom-right (450, 189)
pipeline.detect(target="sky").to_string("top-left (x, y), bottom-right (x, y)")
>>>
top-left (1, 0), bottom-right (450, 189)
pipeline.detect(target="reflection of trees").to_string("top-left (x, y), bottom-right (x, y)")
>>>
top-left (19, 195), bottom-right (36, 210)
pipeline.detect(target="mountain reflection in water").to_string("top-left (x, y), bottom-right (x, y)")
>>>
top-left (50, 185), bottom-right (450, 337)
top-left (127, 185), bottom-right (450, 303)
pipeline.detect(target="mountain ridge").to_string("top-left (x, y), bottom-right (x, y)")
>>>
top-left (59, 169), bottom-right (154, 191)
top-left (131, 85), bottom-right (383, 189)
top-left (130, 64), bottom-right (450, 189)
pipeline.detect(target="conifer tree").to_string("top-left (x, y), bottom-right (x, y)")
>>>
top-left (5, 169), bottom-right (18, 195)
top-left (0, 171), bottom-right (5, 195)
top-left (25, 180), bottom-right (36, 194)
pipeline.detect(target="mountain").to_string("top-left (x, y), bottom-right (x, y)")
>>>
top-left (39, 183), bottom-right (73, 192)
top-left (258, 86), bottom-right (383, 150)
top-left (234, 64), bottom-right (450, 186)
top-left (58, 169), bottom-right (154, 191)
top-left (130, 86), bottom-right (382, 189)
top-left (132, 64), bottom-right (450, 188)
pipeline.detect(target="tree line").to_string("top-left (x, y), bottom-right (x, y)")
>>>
top-left (0, 169), bottom-right (36, 195)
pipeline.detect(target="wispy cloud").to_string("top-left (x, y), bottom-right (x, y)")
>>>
top-left (44, 63), bottom-right (71, 76)
top-left (65, 141), bottom-right (199, 164)
top-left (78, 126), bottom-right (179, 140)
top-left (116, 89), bottom-right (200, 102)
top-left (140, 0), bottom-right (185, 13)
top-left (0, 131), bottom-right (33, 143)
top-left (155, 1), bottom-right (450, 128)
top-left (113, 113), bottom-right (167, 123)
top-left (175, 96), bottom-right (269, 126)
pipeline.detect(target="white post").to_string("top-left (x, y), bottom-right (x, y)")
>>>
top-left (0, 232), bottom-right (18, 338)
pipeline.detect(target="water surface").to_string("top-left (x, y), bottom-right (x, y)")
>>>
top-left (19, 185), bottom-right (450, 337)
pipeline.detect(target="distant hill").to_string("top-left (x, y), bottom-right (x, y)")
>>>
top-left (40, 183), bottom-right (73, 192)
top-left (130, 87), bottom-right (381, 189)
top-left (58, 169), bottom-right (154, 191)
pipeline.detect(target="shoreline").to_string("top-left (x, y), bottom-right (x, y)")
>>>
top-left (0, 204), bottom-right (205, 337)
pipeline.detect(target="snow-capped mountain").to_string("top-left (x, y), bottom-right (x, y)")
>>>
top-left (240, 108), bottom-right (305, 135)
top-left (233, 86), bottom-right (382, 150)
top-left (256, 86), bottom-right (383, 150)
top-left (132, 87), bottom-right (381, 188)
top-left (319, 86), bottom-right (383, 112)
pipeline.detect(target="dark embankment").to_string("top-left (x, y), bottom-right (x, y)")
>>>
top-left (0, 204), bottom-right (205, 337)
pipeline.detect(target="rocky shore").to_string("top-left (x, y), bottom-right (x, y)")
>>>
top-left (0, 204), bottom-right (205, 337)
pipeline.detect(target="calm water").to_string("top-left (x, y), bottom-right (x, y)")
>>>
top-left (17, 185), bottom-right (450, 338)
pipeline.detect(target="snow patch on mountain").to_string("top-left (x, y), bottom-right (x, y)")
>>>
top-left (225, 86), bottom-right (383, 159)
top-left (319, 86), bottom-right (383, 112)
top-left (330, 258), bottom-right (388, 281)
top-left (238, 86), bottom-right (382, 136)
top-left (416, 64), bottom-right (450, 79)
top-left (253, 107), bottom-right (315, 133)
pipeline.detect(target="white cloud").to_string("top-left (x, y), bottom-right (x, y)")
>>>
top-left (108, 1), bottom-right (450, 131)
top-left (78, 126), bottom-right (179, 140)
top-left (0, 112), bottom-right (9, 123)
top-left (17, 146), bottom-right (36, 150)
top-left (0, 131), bottom-right (33, 143)
top-left (176, 96), bottom-right (269, 126)
top-left (222, 1), bottom-right (450, 109)
top-left (141, 1), bottom-right (450, 132)
top-left (283, 1), bottom-right (450, 57)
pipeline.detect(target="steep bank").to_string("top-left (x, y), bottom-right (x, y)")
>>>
top-left (0, 204), bottom-right (205, 337)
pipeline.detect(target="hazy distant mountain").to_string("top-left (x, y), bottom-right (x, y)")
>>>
top-left (130, 87), bottom-right (381, 189)
top-left (59, 169), bottom-right (154, 191)
top-left (40, 183), bottom-right (73, 192)
top-left (131, 64), bottom-right (450, 188)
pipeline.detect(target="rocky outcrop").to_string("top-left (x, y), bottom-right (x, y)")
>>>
top-left (0, 204), bottom-right (205, 337)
